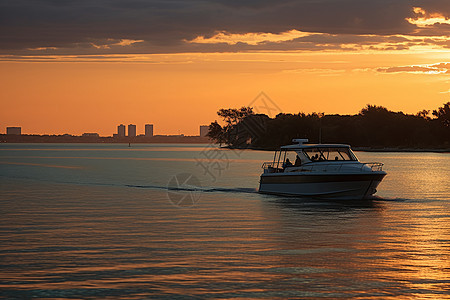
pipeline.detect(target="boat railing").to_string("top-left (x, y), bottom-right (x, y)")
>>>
top-left (261, 162), bottom-right (283, 173)
top-left (262, 161), bottom-right (384, 173)
top-left (300, 162), bottom-right (384, 172)
top-left (261, 162), bottom-right (274, 169)
top-left (297, 163), bottom-right (346, 172)
top-left (364, 162), bottom-right (384, 171)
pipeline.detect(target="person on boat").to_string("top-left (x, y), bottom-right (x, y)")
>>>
top-left (294, 155), bottom-right (302, 166)
top-left (283, 158), bottom-right (293, 168)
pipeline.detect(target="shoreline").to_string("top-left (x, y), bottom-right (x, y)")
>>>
top-left (352, 147), bottom-right (450, 153)
top-left (222, 145), bottom-right (450, 153)
top-left (1, 139), bottom-right (449, 153)
top-left (0, 134), bottom-right (211, 144)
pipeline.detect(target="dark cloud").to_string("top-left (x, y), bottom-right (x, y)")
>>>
top-left (0, 0), bottom-right (449, 55)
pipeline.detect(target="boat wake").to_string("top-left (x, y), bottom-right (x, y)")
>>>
top-left (126, 184), bottom-right (258, 195)
top-left (368, 195), bottom-right (409, 202)
top-left (1, 174), bottom-right (259, 196)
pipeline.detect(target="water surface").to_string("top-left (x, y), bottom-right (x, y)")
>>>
top-left (0, 144), bottom-right (449, 299)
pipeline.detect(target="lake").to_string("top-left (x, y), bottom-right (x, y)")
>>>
top-left (0, 143), bottom-right (449, 299)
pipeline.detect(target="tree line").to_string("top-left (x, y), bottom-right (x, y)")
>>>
top-left (207, 102), bottom-right (450, 150)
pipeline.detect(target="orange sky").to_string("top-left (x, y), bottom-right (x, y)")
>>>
top-left (1, 50), bottom-right (449, 136)
top-left (1, 4), bottom-right (449, 135)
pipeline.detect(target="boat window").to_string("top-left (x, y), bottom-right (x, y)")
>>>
top-left (283, 150), bottom-right (299, 167)
top-left (348, 148), bottom-right (359, 161)
top-left (303, 148), bottom-right (325, 161)
top-left (329, 148), bottom-right (354, 160)
top-left (273, 150), bottom-right (302, 169)
top-left (303, 147), bottom-right (356, 161)
top-left (337, 148), bottom-right (354, 160)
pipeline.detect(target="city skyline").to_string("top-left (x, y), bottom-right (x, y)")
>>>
top-left (2, 123), bottom-right (209, 137)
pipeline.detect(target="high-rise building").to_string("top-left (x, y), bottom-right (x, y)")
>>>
top-left (200, 125), bottom-right (209, 137)
top-left (6, 127), bottom-right (21, 135)
top-left (145, 124), bottom-right (154, 137)
top-left (128, 124), bottom-right (136, 137)
top-left (117, 124), bottom-right (126, 137)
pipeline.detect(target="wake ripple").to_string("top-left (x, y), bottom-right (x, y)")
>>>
top-left (126, 184), bottom-right (258, 194)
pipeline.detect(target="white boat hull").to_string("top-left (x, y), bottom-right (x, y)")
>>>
top-left (259, 172), bottom-right (386, 200)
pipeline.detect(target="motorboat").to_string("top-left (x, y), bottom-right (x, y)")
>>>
top-left (259, 139), bottom-right (386, 200)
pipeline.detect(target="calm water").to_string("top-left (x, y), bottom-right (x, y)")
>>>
top-left (0, 143), bottom-right (449, 299)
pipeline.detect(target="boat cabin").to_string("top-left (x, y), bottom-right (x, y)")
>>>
top-left (264, 139), bottom-right (359, 173)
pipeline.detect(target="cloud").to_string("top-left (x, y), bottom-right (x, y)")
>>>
top-left (91, 43), bottom-right (111, 50)
top-left (90, 39), bottom-right (144, 49)
top-left (185, 31), bottom-right (450, 52)
top-left (406, 7), bottom-right (450, 27)
top-left (377, 63), bottom-right (450, 74)
top-left (282, 68), bottom-right (347, 76)
top-left (0, 0), bottom-right (450, 55)
top-left (114, 39), bottom-right (144, 46)
top-left (187, 30), bottom-right (311, 45)
top-left (27, 47), bottom-right (59, 51)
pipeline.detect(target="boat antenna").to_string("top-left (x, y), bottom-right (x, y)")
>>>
top-left (319, 125), bottom-right (322, 144)
top-left (318, 113), bottom-right (323, 143)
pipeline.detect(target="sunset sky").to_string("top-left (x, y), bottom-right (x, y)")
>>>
top-left (1, 0), bottom-right (449, 135)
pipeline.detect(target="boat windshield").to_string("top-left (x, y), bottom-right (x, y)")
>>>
top-left (303, 147), bottom-right (357, 161)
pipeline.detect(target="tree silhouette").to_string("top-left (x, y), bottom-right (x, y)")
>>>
top-left (207, 121), bottom-right (226, 146)
top-left (207, 102), bottom-right (450, 149)
top-left (433, 102), bottom-right (450, 127)
top-left (217, 107), bottom-right (254, 126)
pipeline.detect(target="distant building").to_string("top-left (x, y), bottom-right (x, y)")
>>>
top-left (6, 127), bottom-right (21, 135)
top-left (128, 124), bottom-right (136, 137)
top-left (200, 125), bottom-right (209, 137)
top-left (145, 124), bottom-right (154, 137)
top-left (168, 134), bottom-right (184, 137)
top-left (82, 133), bottom-right (99, 137)
top-left (117, 124), bottom-right (126, 137)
